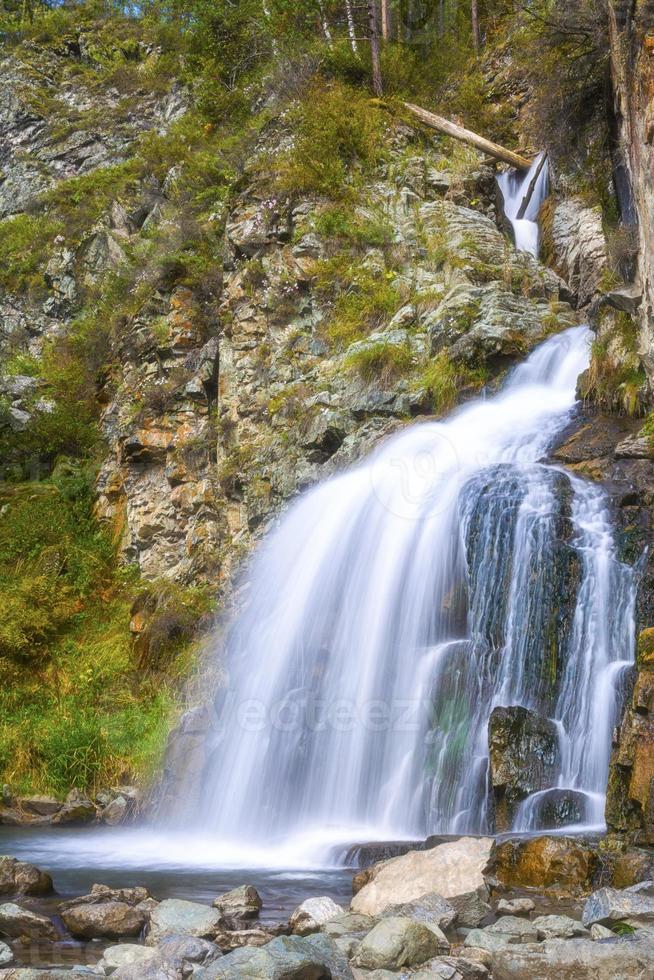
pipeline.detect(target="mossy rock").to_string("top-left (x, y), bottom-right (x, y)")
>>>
top-left (638, 628), bottom-right (654, 670)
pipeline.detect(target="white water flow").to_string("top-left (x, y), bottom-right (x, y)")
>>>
top-left (192, 324), bottom-right (635, 854)
top-left (497, 153), bottom-right (549, 256)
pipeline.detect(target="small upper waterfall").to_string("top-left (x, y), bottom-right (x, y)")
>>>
top-left (497, 153), bottom-right (549, 256)
top-left (191, 325), bottom-right (635, 856)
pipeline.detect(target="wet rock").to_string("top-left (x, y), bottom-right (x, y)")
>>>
top-left (0, 857), bottom-right (53, 896)
top-left (110, 935), bottom-right (221, 978)
top-left (496, 898), bottom-right (535, 916)
top-left (212, 884), bottom-right (262, 921)
top-left (0, 972), bottom-right (87, 979)
top-left (490, 835), bottom-right (598, 896)
top-left (488, 706), bottom-right (560, 831)
top-left (381, 893), bottom-right (457, 931)
top-left (606, 286), bottom-right (642, 314)
top-left (352, 916), bottom-right (448, 970)
top-left (289, 896), bottom-right (343, 936)
top-left (194, 932), bottom-right (353, 979)
top-left (60, 884), bottom-right (155, 940)
top-left (351, 837), bottom-right (493, 916)
top-left (0, 902), bottom-right (57, 940)
top-left (524, 788), bottom-right (589, 829)
top-left (532, 914), bottom-right (589, 939)
top-left (582, 884), bottom-right (654, 927)
top-left (213, 925), bottom-right (275, 951)
top-left (51, 789), bottom-right (96, 825)
top-left (542, 198), bottom-right (608, 307)
top-left (146, 899), bottom-right (222, 945)
top-left (491, 934), bottom-right (654, 979)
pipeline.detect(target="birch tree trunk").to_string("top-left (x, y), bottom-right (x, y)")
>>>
top-left (381, 0), bottom-right (391, 40)
top-left (471, 0), bottom-right (480, 53)
top-left (318, 1), bottom-right (333, 44)
top-left (345, 0), bottom-right (358, 54)
top-left (368, 0), bottom-right (383, 97)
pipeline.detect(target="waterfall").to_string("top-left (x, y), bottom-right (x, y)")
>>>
top-left (191, 325), bottom-right (635, 855)
top-left (497, 153), bottom-right (549, 256)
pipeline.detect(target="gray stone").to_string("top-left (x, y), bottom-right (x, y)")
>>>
top-left (102, 796), bottom-right (129, 826)
top-left (0, 857), bottom-right (53, 896)
top-left (606, 286), bottom-right (642, 314)
top-left (590, 923), bottom-right (614, 940)
top-left (290, 896), bottom-right (344, 936)
top-left (0, 941), bottom-right (13, 966)
top-left (212, 884), bottom-right (262, 921)
top-left (321, 913), bottom-right (376, 938)
top-left (97, 944), bottom-right (158, 974)
top-left (194, 933), bottom-right (353, 979)
top-left (546, 198), bottom-right (608, 306)
top-left (51, 789), bottom-right (96, 825)
top-left (412, 956), bottom-right (489, 979)
top-left (447, 889), bottom-right (492, 928)
top-left (352, 916), bottom-right (448, 970)
top-left (382, 893), bottom-right (457, 931)
top-left (146, 899), bottom-right (222, 945)
top-left (496, 898), bottom-right (535, 916)
top-left (532, 914), bottom-right (589, 939)
top-left (0, 902), bottom-right (57, 940)
top-left (582, 885), bottom-right (654, 927)
top-left (491, 934), bottom-right (654, 979)
top-left (61, 900), bottom-right (149, 940)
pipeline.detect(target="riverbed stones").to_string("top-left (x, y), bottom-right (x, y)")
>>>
top-left (532, 914), bottom-right (589, 939)
top-left (50, 789), bottom-right (96, 826)
top-left (212, 884), bottom-right (262, 920)
top-left (381, 893), bottom-right (458, 931)
top-left (146, 899), bottom-right (223, 945)
top-left (193, 933), bottom-right (353, 979)
top-left (352, 916), bottom-right (448, 970)
top-left (412, 956), bottom-right (489, 980)
top-left (0, 902), bottom-right (57, 940)
top-left (109, 935), bottom-right (221, 979)
top-left (464, 915), bottom-right (539, 952)
top-left (60, 884), bottom-right (155, 939)
top-left (491, 933), bottom-right (654, 979)
top-left (0, 857), bottom-right (52, 896)
top-left (582, 883), bottom-right (654, 927)
top-left (321, 913), bottom-right (376, 938)
top-left (496, 897), bottom-right (535, 916)
top-left (351, 837), bottom-right (493, 916)
top-left (290, 896), bottom-right (344, 936)
top-left (96, 943), bottom-right (159, 974)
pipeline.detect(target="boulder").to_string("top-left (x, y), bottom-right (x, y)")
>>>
top-left (447, 889), bottom-right (492, 928)
top-left (0, 903), bottom-right (57, 940)
top-left (490, 835), bottom-right (598, 896)
top-left (0, 857), bottom-right (53, 896)
top-left (193, 933), bottom-right (353, 979)
top-left (582, 884), bottom-right (654, 927)
top-left (590, 924), bottom-right (614, 940)
top-left (60, 884), bottom-right (156, 940)
top-left (96, 943), bottom-right (159, 974)
top-left (488, 706), bottom-right (560, 831)
top-left (321, 913), bottom-right (376, 938)
top-left (351, 837), bottom-right (493, 916)
top-left (17, 796), bottom-right (61, 817)
top-left (213, 924), bottom-right (276, 951)
top-left (352, 916), bottom-right (448, 970)
top-left (523, 788), bottom-right (589, 829)
top-left (532, 914), bottom-right (589, 939)
top-left (412, 956), bottom-right (489, 979)
top-left (212, 884), bottom-right (262, 921)
top-left (50, 789), bottom-right (96, 825)
top-left (146, 899), bottom-right (223, 945)
top-left (542, 198), bottom-right (607, 307)
top-left (496, 898), bottom-right (535, 916)
top-left (491, 934), bottom-right (654, 979)
top-left (381, 893), bottom-right (457, 931)
top-left (110, 935), bottom-right (221, 979)
top-left (464, 916), bottom-right (539, 952)
top-left (0, 941), bottom-right (13, 966)
top-left (102, 795), bottom-right (129, 826)
top-left (289, 896), bottom-right (343, 936)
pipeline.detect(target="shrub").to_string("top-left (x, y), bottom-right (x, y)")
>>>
top-left (0, 214), bottom-right (64, 298)
top-left (344, 339), bottom-right (413, 385)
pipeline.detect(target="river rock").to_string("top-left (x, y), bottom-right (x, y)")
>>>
top-left (351, 837), bottom-right (493, 916)
top-left (0, 857), bottom-right (53, 896)
top-left (213, 925), bottom-right (276, 951)
top-left (488, 706), bottom-right (560, 831)
top-left (321, 913), bottom-right (376, 938)
top-left (290, 896), bottom-right (344, 936)
top-left (447, 889), bottom-right (492, 928)
top-left (532, 914), bottom-right (589, 939)
top-left (413, 957), bottom-right (489, 979)
top-left (212, 885), bottom-right (262, 920)
top-left (102, 796), bottom-right (129, 826)
top-left (0, 972), bottom-right (88, 979)
top-left (464, 915), bottom-right (539, 952)
top-left (96, 943), bottom-right (159, 974)
top-left (0, 941), bottom-right (13, 966)
top-left (17, 796), bottom-right (61, 817)
top-left (193, 933), bottom-right (353, 979)
top-left (590, 923), bottom-right (614, 939)
top-left (352, 916), bottom-right (448, 970)
top-left (381, 893), bottom-right (457, 931)
top-left (146, 899), bottom-right (223, 945)
top-left (110, 935), bottom-right (221, 979)
top-left (489, 835), bottom-right (597, 896)
top-left (582, 884), bottom-right (654, 927)
top-left (62, 900), bottom-right (149, 940)
top-left (496, 898), bottom-right (535, 916)
top-left (0, 902), bottom-right (57, 940)
top-left (491, 934), bottom-right (654, 979)
top-left (50, 789), bottom-right (96, 825)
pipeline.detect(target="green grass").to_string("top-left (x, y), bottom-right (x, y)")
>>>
top-left (344, 339), bottom-right (413, 385)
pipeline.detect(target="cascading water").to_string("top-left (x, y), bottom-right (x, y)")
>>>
top-left (192, 324), bottom-right (635, 854)
top-left (497, 152), bottom-right (549, 256)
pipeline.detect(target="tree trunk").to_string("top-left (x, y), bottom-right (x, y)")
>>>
top-left (403, 102), bottom-right (532, 170)
top-left (381, 0), bottom-right (391, 40)
top-left (345, 0), bottom-right (359, 54)
top-left (471, 0), bottom-right (480, 53)
top-left (368, 0), bottom-right (383, 97)
top-left (318, 1), bottom-right (333, 44)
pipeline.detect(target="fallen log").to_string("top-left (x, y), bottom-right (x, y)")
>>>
top-left (516, 152), bottom-right (548, 219)
top-left (403, 102), bottom-right (532, 171)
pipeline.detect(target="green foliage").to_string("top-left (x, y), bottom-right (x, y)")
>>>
top-left (42, 161), bottom-right (140, 242)
top-left (313, 254), bottom-right (401, 349)
top-left (344, 339), bottom-right (413, 385)
top-left (582, 313), bottom-right (646, 416)
top-left (419, 352), bottom-right (487, 414)
top-left (0, 214), bottom-right (63, 298)
top-left (313, 205), bottom-right (394, 249)
top-left (276, 81), bottom-right (385, 200)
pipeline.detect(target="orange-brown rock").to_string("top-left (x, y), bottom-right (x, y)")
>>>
top-left (490, 836), bottom-right (598, 896)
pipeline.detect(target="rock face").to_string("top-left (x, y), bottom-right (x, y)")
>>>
top-left (488, 706), bottom-right (560, 831)
top-left (541, 198), bottom-right (607, 307)
top-left (0, 857), bottom-right (52, 896)
top-left (350, 837), bottom-right (493, 916)
top-left (489, 836), bottom-right (597, 896)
